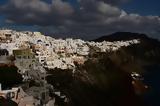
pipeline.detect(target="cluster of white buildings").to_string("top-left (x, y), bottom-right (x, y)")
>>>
top-left (0, 29), bottom-right (140, 71)
top-left (88, 39), bottom-right (139, 52)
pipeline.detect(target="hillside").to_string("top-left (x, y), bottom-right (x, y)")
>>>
top-left (94, 32), bottom-right (150, 42)
top-left (94, 32), bottom-right (160, 62)
top-left (46, 32), bottom-right (160, 106)
top-left (0, 31), bottom-right (160, 106)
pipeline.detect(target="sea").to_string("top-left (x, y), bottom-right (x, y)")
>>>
top-left (143, 64), bottom-right (160, 106)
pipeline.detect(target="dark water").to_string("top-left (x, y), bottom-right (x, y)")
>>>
top-left (143, 64), bottom-right (160, 106)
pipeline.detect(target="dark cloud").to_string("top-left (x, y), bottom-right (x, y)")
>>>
top-left (0, 0), bottom-right (74, 25)
top-left (0, 0), bottom-right (160, 40)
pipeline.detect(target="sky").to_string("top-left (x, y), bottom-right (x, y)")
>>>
top-left (0, 0), bottom-right (160, 40)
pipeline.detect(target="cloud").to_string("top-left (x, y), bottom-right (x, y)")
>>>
top-left (10, 0), bottom-right (50, 13)
top-left (0, 0), bottom-right (74, 25)
top-left (0, 0), bottom-right (160, 40)
top-left (52, 0), bottom-right (74, 15)
top-left (97, 1), bottom-right (121, 16)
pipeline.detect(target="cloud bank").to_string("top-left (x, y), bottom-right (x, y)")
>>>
top-left (0, 0), bottom-right (160, 39)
